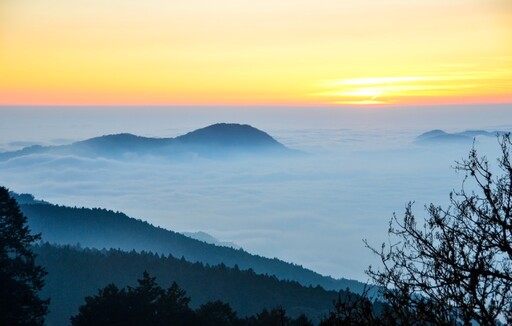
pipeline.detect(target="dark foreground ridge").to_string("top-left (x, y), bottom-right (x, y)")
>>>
top-left (0, 123), bottom-right (295, 161)
top-left (6, 191), bottom-right (367, 324)
top-left (12, 192), bottom-right (366, 293)
top-left (36, 243), bottom-right (343, 325)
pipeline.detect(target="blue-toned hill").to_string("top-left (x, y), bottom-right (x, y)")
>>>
top-left (0, 123), bottom-right (292, 161)
top-left (176, 123), bottom-right (284, 148)
top-left (415, 129), bottom-right (509, 144)
top-left (12, 193), bottom-right (365, 295)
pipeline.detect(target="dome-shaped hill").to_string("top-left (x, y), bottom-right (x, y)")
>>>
top-left (0, 123), bottom-right (291, 161)
top-left (175, 123), bottom-right (284, 148)
top-left (415, 129), bottom-right (472, 144)
top-left (415, 129), bottom-right (448, 141)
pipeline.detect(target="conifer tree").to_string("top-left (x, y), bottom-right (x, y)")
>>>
top-left (0, 186), bottom-right (49, 325)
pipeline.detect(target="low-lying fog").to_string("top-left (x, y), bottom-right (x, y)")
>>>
top-left (1, 105), bottom-right (511, 281)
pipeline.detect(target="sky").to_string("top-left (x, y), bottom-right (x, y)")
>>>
top-left (1, 0), bottom-right (511, 106)
top-left (0, 0), bottom-right (512, 281)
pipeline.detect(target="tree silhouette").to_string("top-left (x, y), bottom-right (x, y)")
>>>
top-left (244, 306), bottom-right (313, 326)
top-left (196, 300), bottom-right (240, 326)
top-left (366, 134), bottom-right (512, 325)
top-left (153, 278), bottom-right (196, 325)
top-left (70, 284), bottom-right (129, 325)
top-left (318, 287), bottom-right (381, 326)
top-left (71, 271), bottom-right (196, 326)
top-left (71, 271), bottom-right (315, 325)
top-left (0, 186), bottom-right (49, 325)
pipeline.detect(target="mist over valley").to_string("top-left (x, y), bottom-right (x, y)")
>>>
top-left (1, 105), bottom-right (510, 280)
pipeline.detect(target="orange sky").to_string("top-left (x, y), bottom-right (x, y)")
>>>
top-left (0, 0), bottom-right (511, 106)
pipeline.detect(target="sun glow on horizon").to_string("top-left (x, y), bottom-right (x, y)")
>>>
top-left (0, 0), bottom-right (511, 106)
top-left (313, 65), bottom-right (512, 105)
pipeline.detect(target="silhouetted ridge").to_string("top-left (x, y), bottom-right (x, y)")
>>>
top-left (0, 123), bottom-right (291, 161)
top-left (35, 243), bottom-right (344, 325)
top-left (12, 192), bottom-right (366, 296)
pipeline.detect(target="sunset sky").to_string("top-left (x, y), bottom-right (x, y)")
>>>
top-left (1, 0), bottom-right (511, 106)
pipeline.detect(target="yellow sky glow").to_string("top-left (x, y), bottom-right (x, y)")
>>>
top-left (0, 0), bottom-right (511, 106)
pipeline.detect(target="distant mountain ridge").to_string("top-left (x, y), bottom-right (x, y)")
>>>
top-left (182, 231), bottom-right (241, 249)
top-left (0, 123), bottom-right (292, 161)
top-left (415, 129), bottom-right (509, 144)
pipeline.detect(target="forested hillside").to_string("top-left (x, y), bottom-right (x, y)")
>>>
top-left (35, 244), bottom-right (342, 325)
top-left (15, 194), bottom-right (365, 294)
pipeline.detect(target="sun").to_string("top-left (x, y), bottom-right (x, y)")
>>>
top-left (311, 69), bottom-right (512, 106)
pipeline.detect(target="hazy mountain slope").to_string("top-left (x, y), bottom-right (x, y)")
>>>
top-left (458, 130), bottom-right (507, 138)
top-left (19, 201), bottom-right (365, 294)
top-left (68, 133), bottom-right (173, 157)
top-left (415, 129), bottom-right (448, 140)
top-left (415, 129), bottom-right (509, 144)
top-left (0, 123), bottom-right (292, 161)
top-left (415, 130), bottom-right (472, 143)
top-left (35, 244), bottom-right (341, 325)
top-left (182, 231), bottom-right (240, 249)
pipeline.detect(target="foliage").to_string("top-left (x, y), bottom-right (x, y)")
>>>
top-left (196, 300), bottom-right (240, 326)
top-left (34, 243), bottom-right (339, 325)
top-left (71, 271), bottom-right (196, 325)
top-left (366, 134), bottom-right (512, 325)
top-left (318, 287), bottom-right (382, 326)
top-left (244, 307), bottom-right (313, 326)
top-left (0, 186), bottom-right (49, 325)
top-left (71, 272), bottom-right (314, 326)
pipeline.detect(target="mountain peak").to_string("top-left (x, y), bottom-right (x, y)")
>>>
top-left (176, 123), bottom-right (284, 148)
top-left (0, 124), bottom-right (291, 161)
top-left (416, 129), bottom-right (448, 141)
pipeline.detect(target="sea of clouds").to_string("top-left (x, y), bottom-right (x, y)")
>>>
top-left (0, 105), bottom-right (510, 280)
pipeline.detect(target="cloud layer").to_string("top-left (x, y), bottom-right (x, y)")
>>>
top-left (0, 106), bottom-right (510, 280)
